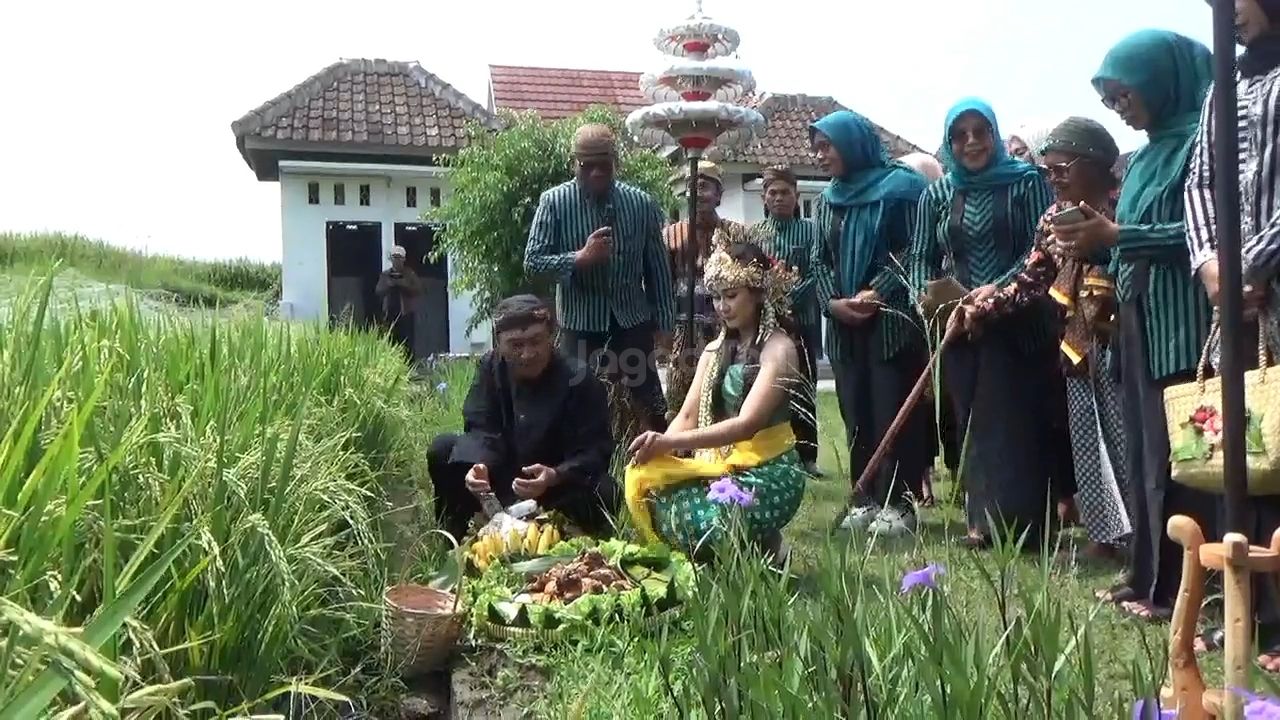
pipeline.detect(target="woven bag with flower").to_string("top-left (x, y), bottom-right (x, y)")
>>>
top-left (1164, 309), bottom-right (1280, 495)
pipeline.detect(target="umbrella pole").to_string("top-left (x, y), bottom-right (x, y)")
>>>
top-left (1210, 0), bottom-right (1248, 532)
top-left (686, 153), bottom-right (699, 348)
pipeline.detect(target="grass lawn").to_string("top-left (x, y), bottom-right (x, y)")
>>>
top-left (451, 390), bottom-right (1192, 719)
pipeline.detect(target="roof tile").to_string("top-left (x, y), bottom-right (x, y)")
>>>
top-left (488, 64), bottom-right (646, 120)
top-left (231, 58), bottom-right (500, 156)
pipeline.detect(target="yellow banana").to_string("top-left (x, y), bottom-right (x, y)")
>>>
top-left (536, 524), bottom-right (554, 555)
top-left (524, 523), bottom-right (541, 554)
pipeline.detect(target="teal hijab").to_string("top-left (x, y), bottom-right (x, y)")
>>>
top-left (1092, 30), bottom-right (1211, 224)
top-left (810, 110), bottom-right (927, 292)
top-left (939, 98), bottom-right (1041, 190)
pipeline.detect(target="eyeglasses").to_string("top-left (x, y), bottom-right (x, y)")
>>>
top-left (1038, 157), bottom-right (1081, 178)
top-left (1100, 89), bottom-right (1132, 111)
top-left (576, 158), bottom-right (614, 173)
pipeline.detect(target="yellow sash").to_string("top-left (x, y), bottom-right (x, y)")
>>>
top-left (623, 422), bottom-right (796, 543)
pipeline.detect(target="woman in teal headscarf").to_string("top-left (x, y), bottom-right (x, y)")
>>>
top-left (808, 110), bottom-right (931, 536)
top-left (908, 98), bottom-right (1060, 549)
top-left (1063, 29), bottom-right (1215, 621)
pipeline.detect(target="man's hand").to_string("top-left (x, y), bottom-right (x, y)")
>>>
top-left (849, 289), bottom-right (881, 314)
top-left (830, 297), bottom-right (875, 326)
top-left (574, 227), bottom-right (613, 268)
top-left (628, 430), bottom-right (671, 465)
top-left (1052, 203), bottom-right (1119, 259)
top-left (465, 463), bottom-right (492, 495)
top-left (513, 464), bottom-right (558, 500)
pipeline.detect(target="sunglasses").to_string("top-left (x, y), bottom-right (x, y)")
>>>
top-left (1038, 157), bottom-right (1082, 178)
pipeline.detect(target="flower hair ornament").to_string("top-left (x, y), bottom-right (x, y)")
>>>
top-left (695, 225), bottom-right (800, 435)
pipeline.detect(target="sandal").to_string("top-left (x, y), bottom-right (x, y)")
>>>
top-left (1257, 645), bottom-right (1280, 673)
top-left (1095, 584), bottom-right (1138, 604)
top-left (1194, 627), bottom-right (1225, 655)
top-left (1119, 600), bottom-right (1172, 623)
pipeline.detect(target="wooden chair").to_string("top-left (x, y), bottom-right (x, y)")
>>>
top-left (1161, 515), bottom-right (1280, 718)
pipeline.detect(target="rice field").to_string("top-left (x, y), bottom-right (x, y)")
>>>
top-left (0, 268), bottom-right (466, 717)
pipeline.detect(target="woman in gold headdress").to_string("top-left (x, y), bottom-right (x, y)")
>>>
top-left (623, 239), bottom-right (808, 557)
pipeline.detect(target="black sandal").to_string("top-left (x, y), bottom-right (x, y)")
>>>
top-left (1095, 584), bottom-right (1138, 604)
top-left (1119, 600), bottom-right (1172, 623)
top-left (1195, 627), bottom-right (1225, 655)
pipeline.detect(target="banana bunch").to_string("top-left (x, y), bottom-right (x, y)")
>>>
top-left (469, 522), bottom-right (561, 571)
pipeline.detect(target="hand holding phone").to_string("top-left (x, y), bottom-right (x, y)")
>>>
top-left (1050, 206), bottom-right (1087, 227)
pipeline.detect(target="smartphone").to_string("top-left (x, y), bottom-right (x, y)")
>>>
top-left (601, 203), bottom-right (615, 236)
top-left (1050, 206), bottom-right (1087, 226)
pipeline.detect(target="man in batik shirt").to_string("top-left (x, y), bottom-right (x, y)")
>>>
top-left (752, 165), bottom-right (822, 475)
top-left (662, 160), bottom-right (746, 413)
top-left (524, 124), bottom-right (675, 432)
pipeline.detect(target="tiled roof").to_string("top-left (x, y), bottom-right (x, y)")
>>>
top-left (233, 59), bottom-right (499, 178)
top-left (714, 94), bottom-right (924, 169)
top-left (488, 65), bottom-right (645, 120)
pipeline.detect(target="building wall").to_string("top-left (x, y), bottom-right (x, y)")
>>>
top-left (277, 167), bottom-right (490, 354)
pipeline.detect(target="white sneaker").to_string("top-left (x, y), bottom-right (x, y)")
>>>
top-left (839, 505), bottom-right (878, 531)
top-left (869, 507), bottom-right (918, 537)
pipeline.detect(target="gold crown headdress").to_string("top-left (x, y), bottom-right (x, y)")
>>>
top-left (694, 224), bottom-right (802, 435)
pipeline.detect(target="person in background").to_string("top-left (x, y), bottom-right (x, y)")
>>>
top-left (898, 151), bottom-right (954, 508)
top-left (375, 245), bottom-right (423, 362)
top-left (754, 164), bottom-right (823, 476)
top-left (1184, 0), bottom-right (1280, 668)
top-left (524, 124), bottom-right (675, 432)
top-left (427, 295), bottom-right (618, 539)
top-left (664, 161), bottom-right (746, 416)
top-left (1087, 29), bottom-right (1215, 622)
top-left (1006, 125), bottom-right (1053, 166)
top-left (810, 110), bottom-right (930, 537)
top-left (956, 117), bottom-right (1131, 561)
top-left (909, 98), bottom-right (1057, 549)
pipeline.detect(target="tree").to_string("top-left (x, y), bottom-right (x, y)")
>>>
top-left (429, 106), bottom-right (677, 331)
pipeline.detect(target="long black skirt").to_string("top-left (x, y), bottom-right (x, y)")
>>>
top-left (1116, 300), bottom-right (1218, 609)
top-left (830, 316), bottom-right (930, 510)
top-left (943, 319), bottom-right (1057, 545)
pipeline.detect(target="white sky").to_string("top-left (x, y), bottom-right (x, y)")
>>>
top-left (0, 0), bottom-right (1215, 262)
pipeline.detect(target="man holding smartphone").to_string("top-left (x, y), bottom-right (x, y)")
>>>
top-left (375, 245), bottom-right (422, 362)
top-left (524, 124), bottom-right (675, 432)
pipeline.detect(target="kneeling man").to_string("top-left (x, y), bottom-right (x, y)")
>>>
top-left (427, 294), bottom-right (620, 538)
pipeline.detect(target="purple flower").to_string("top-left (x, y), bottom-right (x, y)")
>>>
top-left (1132, 698), bottom-right (1176, 720)
top-left (1233, 689), bottom-right (1280, 720)
top-left (707, 477), bottom-right (755, 507)
top-left (435, 381), bottom-right (448, 393)
top-left (900, 564), bottom-right (944, 594)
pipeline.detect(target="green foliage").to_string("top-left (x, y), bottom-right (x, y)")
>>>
top-left (0, 268), bottom-right (470, 715)
top-left (430, 106), bottom-right (677, 331)
top-left (0, 232), bottom-right (281, 307)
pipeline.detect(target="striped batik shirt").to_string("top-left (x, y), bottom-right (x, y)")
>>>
top-left (755, 215), bottom-right (820, 329)
top-left (811, 194), bottom-right (922, 362)
top-left (1186, 67), bottom-right (1280, 295)
top-left (524, 180), bottom-right (675, 333)
top-left (908, 172), bottom-right (1057, 355)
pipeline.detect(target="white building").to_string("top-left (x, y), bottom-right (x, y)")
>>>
top-left (231, 58), bottom-right (501, 356)
top-left (232, 60), bottom-right (923, 359)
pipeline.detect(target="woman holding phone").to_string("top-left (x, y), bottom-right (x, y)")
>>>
top-left (908, 98), bottom-right (1057, 549)
top-left (955, 117), bottom-right (1131, 561)
top-left (1055, 30), bottom-right (1215, 621)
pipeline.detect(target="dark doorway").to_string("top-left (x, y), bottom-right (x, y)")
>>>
top-left (394, 222), bottom-right (450, 356)
top-left (326, 221), bottom-right (382, 329)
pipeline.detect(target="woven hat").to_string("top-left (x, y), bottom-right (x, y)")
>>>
top-left (761, 165), bottom-right (797, 189)
top-left (573, 124), bottom-right (617, 158)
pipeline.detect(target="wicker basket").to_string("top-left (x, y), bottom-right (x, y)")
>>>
top-left (382, 583), bottom-right (464, 676)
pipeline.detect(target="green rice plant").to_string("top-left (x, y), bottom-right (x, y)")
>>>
top-left (660, 525), bottom-right (1164, 719)
top-left (0, 268), bottom-right (463, 715)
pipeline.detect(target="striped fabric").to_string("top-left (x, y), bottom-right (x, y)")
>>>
top-left (811, 194), bottom-right (921, 361)
top-left (755, 216), bottom-right (820, 329)
top-left (908, 172), bottom-right (1056, 354)
top-left (1187, 69), bottom-right (1280, 289)
top-left (524, 180), bottom-right (675, 333)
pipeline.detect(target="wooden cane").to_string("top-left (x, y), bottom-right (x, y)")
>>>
top-left (832, 320), bottom-right (961, 529)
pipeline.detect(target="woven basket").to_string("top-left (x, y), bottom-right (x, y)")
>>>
top-left (1164, 311), bottom-right (1280, 495)
top-left (382, 583), bottom-right (464, 676)
top-left (474, 605), bottom-right (682, 643)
